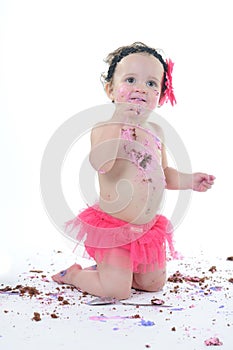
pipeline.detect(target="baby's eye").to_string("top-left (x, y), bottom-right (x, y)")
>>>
top-left (126, 77), bottom-right (136, 84)
top-left (146, 80), bottom-right (158, 89)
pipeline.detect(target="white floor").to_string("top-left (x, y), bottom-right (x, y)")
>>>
top-left (1, 248), bottom-right (233, 350)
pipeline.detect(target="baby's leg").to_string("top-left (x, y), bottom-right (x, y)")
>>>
top-left (52, 248), bottom-right (133, 299)
top-left (132, 263), bottom-right (166, 292)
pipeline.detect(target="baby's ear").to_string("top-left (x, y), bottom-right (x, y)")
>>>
top-left (105, 82), bottom-right (114, 100)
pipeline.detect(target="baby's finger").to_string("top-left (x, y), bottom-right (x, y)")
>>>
top-left (208, 175), bottom-right (216, 184)
top-left (202, 181), bottom-right (212, 190)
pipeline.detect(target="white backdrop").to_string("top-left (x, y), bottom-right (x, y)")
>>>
top-left (1, 0), bottom-right (232, 276)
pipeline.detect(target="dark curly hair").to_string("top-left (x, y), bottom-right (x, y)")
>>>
top-left (102, 42), bottom-right (168, 96)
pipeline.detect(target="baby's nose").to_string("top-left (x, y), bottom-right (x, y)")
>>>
top-left (135, 83), bottom-right (146, 93)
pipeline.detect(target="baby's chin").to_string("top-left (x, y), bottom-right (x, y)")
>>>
top-left (115, 99), bottom-right (153, 112)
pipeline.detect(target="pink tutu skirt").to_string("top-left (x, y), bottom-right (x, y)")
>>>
top-left (65, 204), bottom-right (178, 273)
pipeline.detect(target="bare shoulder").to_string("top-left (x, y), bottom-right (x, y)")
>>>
top-left (147, 121), bottom-right (165, 142)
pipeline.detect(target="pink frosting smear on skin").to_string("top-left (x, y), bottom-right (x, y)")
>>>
top-left (116, 86), bottom-right (131, 102)
top-left (116, 85), bottom-right (148, 106)
top-left (121, 127), bottom-right (137, 141)
top-left (116, 83), bottom-right (160, 110)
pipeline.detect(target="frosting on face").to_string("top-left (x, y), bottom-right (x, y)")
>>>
top-left (116, 86), bottom-right (131, 102)
top-left (116, 83), bottom-right (160, 110)
top-left (111, 54), bottom-right (164, 110)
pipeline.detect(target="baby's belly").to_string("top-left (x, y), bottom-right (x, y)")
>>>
top-left (99, 162), bottom-right (166, 225)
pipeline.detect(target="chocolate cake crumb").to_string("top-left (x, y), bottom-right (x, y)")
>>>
top-left (51, 313), bottom-right (59, 318)
top-left (0, 286), bottom-right (12, 292)
top-left (228, 278), bottom-right (233, 283)
top-left (19, 286), bottom-right (40, 298)
top-left (168, 271), bottom-right (207, 284)
top-left (14, 285), bottom-right (23, 289)
top-left (226, 256), bottom-right (233, 261)
top-left (32, 312), bottom-right (41, 321)
top-left (168, 271), bottom-right (184, 283)
top-left (209, 266), bottom-right (217, 273)
top-left (1, 285), bottom-right (41, 298)
top-left (151, 298), bottom-right (165, 305)
top-left (29, 270), bottom-right (43, 273)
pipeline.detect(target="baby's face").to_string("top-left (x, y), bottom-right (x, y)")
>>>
top-left (107, 53), bottom-right (164, 110)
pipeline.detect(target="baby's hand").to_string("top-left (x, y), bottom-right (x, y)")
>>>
top-left (192, 173), bottom-right (215, 192)
top-left (112, 102), bottom-right (151, 124)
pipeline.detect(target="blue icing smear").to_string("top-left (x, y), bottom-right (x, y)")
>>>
top-left (139, 319), bottom-right (155, 327)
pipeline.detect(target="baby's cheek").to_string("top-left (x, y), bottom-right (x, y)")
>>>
top-left (148, 91), bottom-right (160, 109)
top-left (115, 85), bottom-right (131, 102)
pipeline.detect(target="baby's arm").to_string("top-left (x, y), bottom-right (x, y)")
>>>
top-left (89, 103), bottom-right (150, 174)
top-left (164, 167), bottom-right (215, 192)
top-left (89, 122), bottom-right (121, 174)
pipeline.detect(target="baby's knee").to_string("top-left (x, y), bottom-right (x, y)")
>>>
top-left (103, 284), bottom-right (131, 300)
top-left (133, 269), bottom-right (167, 292)
top-left (114, 288), bottom-right (131, 300)
top-left (146, 278), bottom-right (166, 292)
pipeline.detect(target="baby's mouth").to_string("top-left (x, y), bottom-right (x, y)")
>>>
top-left (128, 97), bottom-right (147, 104)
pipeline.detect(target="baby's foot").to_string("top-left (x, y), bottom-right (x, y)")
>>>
top-left (52, 263), bottom-right (82, 285)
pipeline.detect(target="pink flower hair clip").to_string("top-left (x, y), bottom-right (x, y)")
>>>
top-left (159, 58), bottom-right (177, 107)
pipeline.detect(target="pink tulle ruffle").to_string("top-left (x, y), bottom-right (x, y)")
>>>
top-left (65, 204), bottom-right (178, 273)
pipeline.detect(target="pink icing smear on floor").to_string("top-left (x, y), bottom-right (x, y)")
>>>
top-left (204, 337), bottom-right (223, 346)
